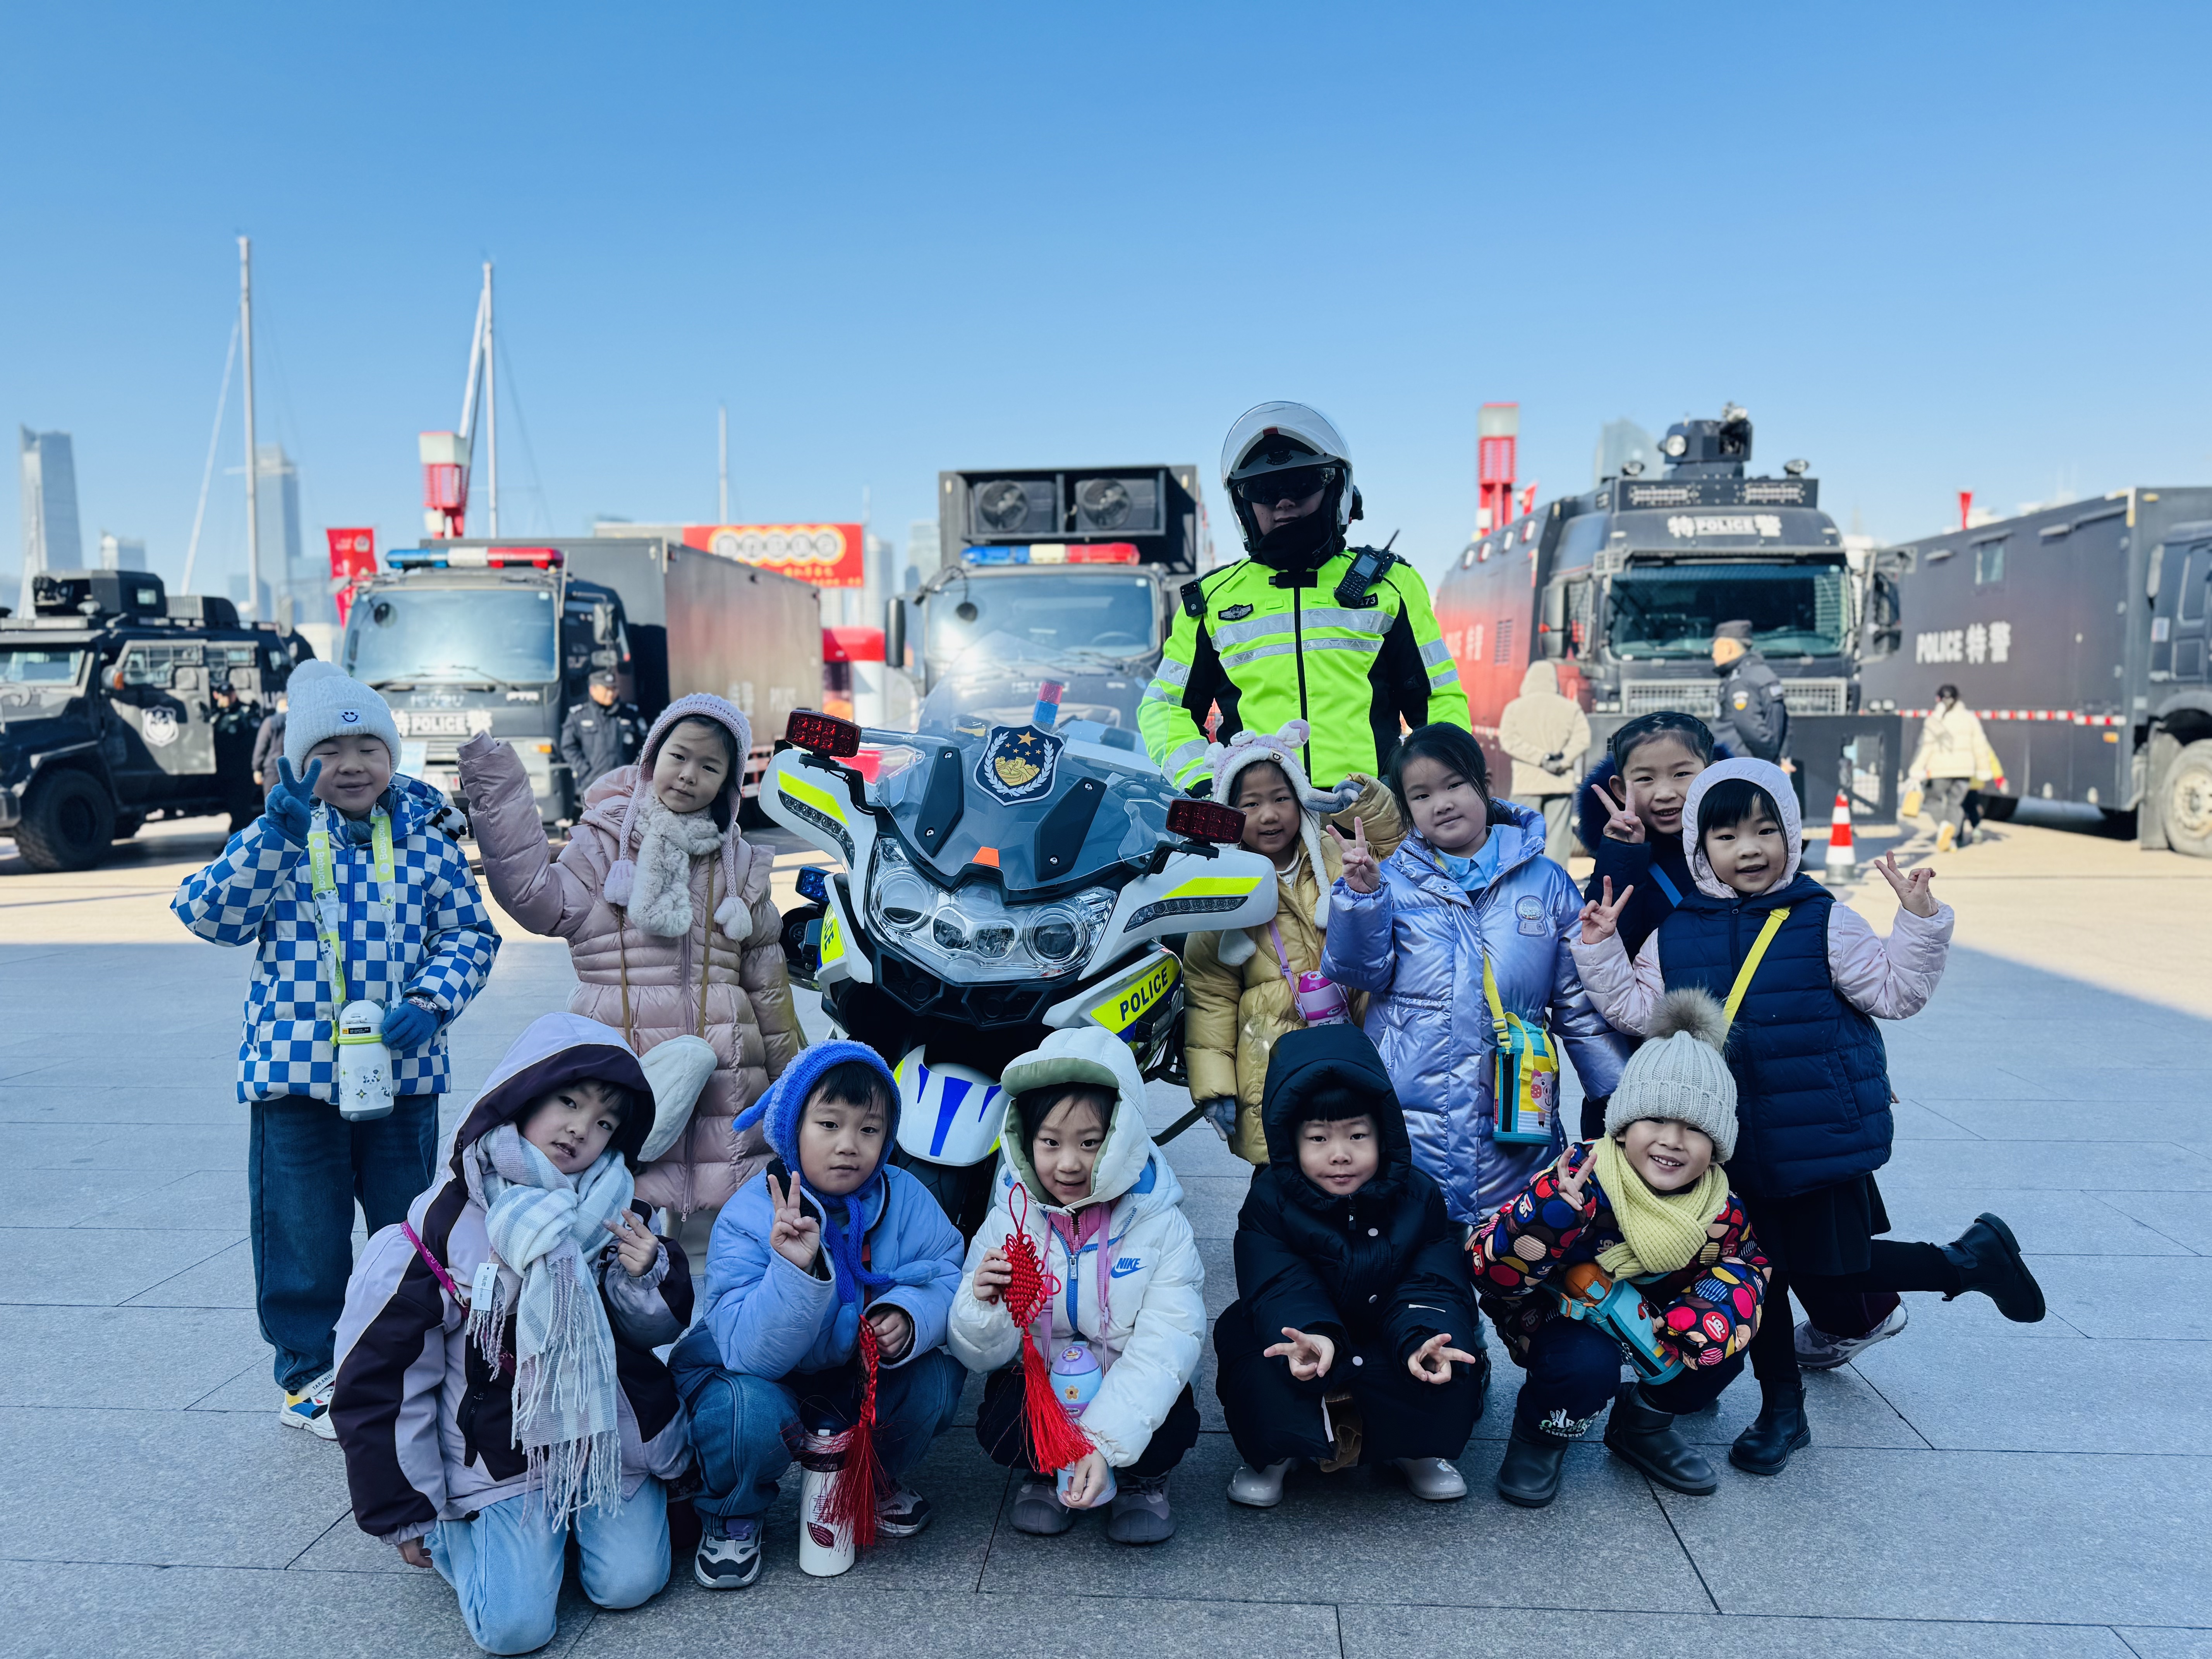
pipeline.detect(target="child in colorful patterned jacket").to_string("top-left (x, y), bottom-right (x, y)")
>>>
top-left (1469, 987), bottom-right (1769, 1510)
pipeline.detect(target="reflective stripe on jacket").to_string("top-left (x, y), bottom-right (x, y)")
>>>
top-left (1139, 549), bottom-right (1471, 790)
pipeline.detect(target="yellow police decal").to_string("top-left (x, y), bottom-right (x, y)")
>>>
top-left (1091, 955), bottom-right (1180, 1032)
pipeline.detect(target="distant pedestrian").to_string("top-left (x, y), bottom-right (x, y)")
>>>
top-left (1570, 758), bottom-right (2045, 1479)
top-left (209, 679), bottom-right (264, 833)
top-left (1497, 660), bottom-right (1592, 860)
top-left (1907, 683), bottom-right (2004, 853)
top-left (171, 660), bottom-right (499, 1441)
top-left (251, 697), bottom-right (287, 797)
top-left (457, 696), bottom-right (801, 1216)
top-left (561, 670), bottom-right (647, 797)
top-left (1709, 620), bottom-right (1790, 766)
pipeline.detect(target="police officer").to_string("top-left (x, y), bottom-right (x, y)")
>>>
top-left (208, 678), bottom-right (264, 833)
top-left (1140, 402), bottom-right (1471, 792)
top-left (560, 670), bottom-right (646, 795)
top-left (1710, 620), bottom-right (1790, 764)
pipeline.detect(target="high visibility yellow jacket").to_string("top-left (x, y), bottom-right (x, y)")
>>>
top-left (1140, 548), bottom-right (1472, 790)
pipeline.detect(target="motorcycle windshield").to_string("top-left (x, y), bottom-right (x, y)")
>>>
top-left (876, 669), bottom-right (1180, 893)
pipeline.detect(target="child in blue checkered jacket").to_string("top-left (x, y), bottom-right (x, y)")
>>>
top-left (173, 661), bottom-right (500, 1439)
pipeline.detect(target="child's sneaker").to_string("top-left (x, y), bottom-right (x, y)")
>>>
top-left (1009, 1474), bottom-right (1074, 1536)
top-left (278, 1370), bottom-right (337, 1439)
top-left (1105, 1474), bottom-right (1174, 1544)
top-left (1795, 1304), bottom-right (1909, 1370)
top-left (694, 1518), bottom-right (763, 1590)
top-left (1227, 1459), bottom-right (1292, 1508)
top-left (876, 1483), bottom-right (934, 1538)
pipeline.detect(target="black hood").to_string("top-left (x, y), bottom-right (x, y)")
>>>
top-left (1259, 1025), bottom-right (1411, 1208)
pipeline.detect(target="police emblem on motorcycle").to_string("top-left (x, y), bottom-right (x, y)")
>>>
top-left (141, 707), bottom-right (180, 747)
top-left (977, 724), bottom-right (1062, 804)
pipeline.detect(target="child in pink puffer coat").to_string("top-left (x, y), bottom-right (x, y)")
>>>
top-left (459, 696), bottom-right (802, 1214)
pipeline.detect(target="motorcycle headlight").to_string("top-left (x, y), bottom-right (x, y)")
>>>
top-left (868, 840), bottom-right (1114, 982)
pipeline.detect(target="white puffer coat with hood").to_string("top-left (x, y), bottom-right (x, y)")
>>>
top-left (946, 1028), bottom-right (1206, 1470)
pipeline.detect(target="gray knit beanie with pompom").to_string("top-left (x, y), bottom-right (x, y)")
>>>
top-left (1602, 987), bottom-right (1739, 1160)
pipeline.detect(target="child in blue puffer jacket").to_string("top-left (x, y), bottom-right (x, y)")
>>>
top-left (667, 1042), bottom-right (965, 1591)
top-left (1321, 724), bottom-right (1628, 1225)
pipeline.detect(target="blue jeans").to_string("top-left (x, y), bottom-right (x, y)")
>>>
top-left (671, 1327), bottom-right (965, 1529)
top-left (248, 1092), bottom-right (436, 1390)
top-left (428, 1480), bottom-right (669, 1655)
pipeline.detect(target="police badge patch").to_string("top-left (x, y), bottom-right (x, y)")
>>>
top-left (977, 724), bottom-right (1063, 804)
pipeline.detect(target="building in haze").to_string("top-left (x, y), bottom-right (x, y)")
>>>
top-left (98, 533), bottom-right (147, 572)
top-left (17, 426), bottom-right (83, 610)
top-left (1593, 419), bottom-right (1658, 485)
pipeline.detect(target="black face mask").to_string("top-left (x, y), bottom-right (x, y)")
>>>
top-left (1249, 492), bottom-right (1343, 570)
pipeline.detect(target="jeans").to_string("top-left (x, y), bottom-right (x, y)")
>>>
top-left (1925, 777), bottom-right (1972, 833)
top-left (1512, 1316), bottom-right (1741, 1440)
top-left (248, 1092), bottom-right (436, 1391)
top-left (672, 1329), bottom-right (965, 1528)
top-left (428, 1480), bottom-right (669, 1656)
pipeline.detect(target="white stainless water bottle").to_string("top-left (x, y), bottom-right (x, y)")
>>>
top-left (796, 1427), bottom-right (855, 1577)
top-left (335, 1000), bottom-right (394, 1122)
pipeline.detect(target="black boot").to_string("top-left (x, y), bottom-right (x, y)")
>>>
top-left (1729, 1382), bottom-right (1810, 1476)
top-left (1602, 1382), bottom-right (1717, 1496)
top-left (1495, 1430), bottom-right (1569, 1508)
top-left (1943, 1213), bottom-right (2046, 1323)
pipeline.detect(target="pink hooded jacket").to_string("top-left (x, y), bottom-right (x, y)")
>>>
top-left (457, 698), bottom-right (802, 1213)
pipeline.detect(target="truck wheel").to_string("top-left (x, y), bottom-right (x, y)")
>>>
top-left (14, 771), bottom-right (116, 873)
top-left (2164, 740), bottom-right (2212, 859)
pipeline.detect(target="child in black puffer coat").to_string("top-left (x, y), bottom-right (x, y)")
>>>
top-left (1213, 1025), bottom-right (1486, 1510)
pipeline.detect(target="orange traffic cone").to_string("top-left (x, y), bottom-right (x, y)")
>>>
top-left (1823, 790), bottom-right (1856, 881)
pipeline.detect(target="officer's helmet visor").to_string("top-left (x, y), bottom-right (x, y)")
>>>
top-left (1233, 463), bottom-right (1336, 507)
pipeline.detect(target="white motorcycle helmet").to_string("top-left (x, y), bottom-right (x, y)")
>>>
top-left (1220, 400), bottom-right (1363, 554)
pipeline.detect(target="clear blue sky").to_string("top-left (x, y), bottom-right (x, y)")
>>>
top-left (5, 2), bottom-right (2208, 601)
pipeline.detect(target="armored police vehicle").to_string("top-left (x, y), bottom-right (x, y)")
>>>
top-left (0, 569), bottom-right (289, 872)
top-left (1434, 407), bottom-right (1902, 821)
top-left (886, 466), bottom-right (1204, 733)
top-left (1861, 486), bottom-right (2212, 859)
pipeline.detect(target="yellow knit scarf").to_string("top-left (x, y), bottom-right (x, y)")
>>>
top-left (1591, 1134), bottom-right (1730, 1278)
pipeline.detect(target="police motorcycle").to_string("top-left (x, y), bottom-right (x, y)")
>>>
top-left (763, 678), bottom-right (1276, 1235)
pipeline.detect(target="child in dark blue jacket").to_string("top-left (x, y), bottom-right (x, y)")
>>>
top-left (668, 1042), bottom-right (964, 1590)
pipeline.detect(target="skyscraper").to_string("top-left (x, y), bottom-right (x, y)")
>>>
top-left (18, 427), bottom-right (83, 610)
top-left (98, 533), bottom-right (147, 572)
top-left (235, 442), bottom-right (328, 624)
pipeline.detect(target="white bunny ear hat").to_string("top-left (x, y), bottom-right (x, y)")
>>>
top-left (1204, 719), bottom-right (1358, 969)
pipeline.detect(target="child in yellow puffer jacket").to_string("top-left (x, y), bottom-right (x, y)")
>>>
top-left (1182, 721), bottom-right (1403, 1165)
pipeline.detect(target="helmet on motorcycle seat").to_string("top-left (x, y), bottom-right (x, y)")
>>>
top-left (1220, 400), bottom-right (1363, 555)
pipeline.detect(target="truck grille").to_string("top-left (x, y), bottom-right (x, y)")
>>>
top-left (1621, 678), bottom-right (1850, 717)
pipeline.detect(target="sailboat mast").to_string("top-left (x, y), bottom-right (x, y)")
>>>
top-left (239, 236), bottom-right (260, 618)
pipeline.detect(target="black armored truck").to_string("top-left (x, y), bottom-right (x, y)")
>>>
top-left (0, 569), bottom-right (289, 872)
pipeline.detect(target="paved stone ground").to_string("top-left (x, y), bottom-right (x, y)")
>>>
top-left (2, 815), bottom-right (2209, 1657)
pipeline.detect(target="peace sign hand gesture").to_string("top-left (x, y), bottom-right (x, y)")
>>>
top-left (1873, 850), bottom-right (1939, 918)
top-left (1577, 876), bottom-right (1635, 946)
top-left (265, 756), bottom-right (323, 844)
top-left (764, 1171), bottom-right (821, 1272)
top-left (1407, 1331), bottom-right (1481, 1385)
top-left (1264, 1325), bottom-right (1337, 1382)
top-left (1326, 817), bottom-right (1380, 894)
top-left (1589, 780), bottom-right (1645, 845)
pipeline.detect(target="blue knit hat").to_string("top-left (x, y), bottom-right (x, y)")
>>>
top-left (734, 1041), bottom-right (904, 1307)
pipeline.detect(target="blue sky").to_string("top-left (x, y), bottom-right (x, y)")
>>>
top-left (5, 2), bottom-right (2208, 601)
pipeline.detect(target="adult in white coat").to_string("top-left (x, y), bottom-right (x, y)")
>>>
top-left (1497, 660), bottom-right (1592, 861)
top-left (948, 1027), bottom-right (1206, 1546)
top-left (1906, 684), bottom-right (2004, 851)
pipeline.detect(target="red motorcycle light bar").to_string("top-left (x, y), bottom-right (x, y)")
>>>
top-left (1165, 797), bottom-right (1247, 844)
top-left (787, 709), bottom-right (862, 758)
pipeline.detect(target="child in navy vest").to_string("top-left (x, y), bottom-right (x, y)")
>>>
top-left (1568, 758), bottom-right (2047, 1477)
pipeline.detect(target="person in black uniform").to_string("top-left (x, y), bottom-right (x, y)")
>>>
top-left (560, 670), bottom-right (646, 796)
top-left (209, 678), bottom-right (265, 833)
top-left (1709, 620), bottom-right (1790, 766)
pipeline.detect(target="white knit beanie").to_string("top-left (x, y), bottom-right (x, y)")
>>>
top-left (283, 661), bottom-right (402, 771)
top-left (1205, 720), bottom-right (1361, 968)
top-left (1603, 988), bottom-right (1739, 1160)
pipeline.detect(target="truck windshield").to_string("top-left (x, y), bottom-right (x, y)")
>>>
top-left (928, 573), bottom-right (1157, 666)
top-left (0, 647), bottom-right (87, 713)
top-left (1608, 564), bottom-right (1849, 659)
top-left (344, 589), bottom-right (559, 686)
